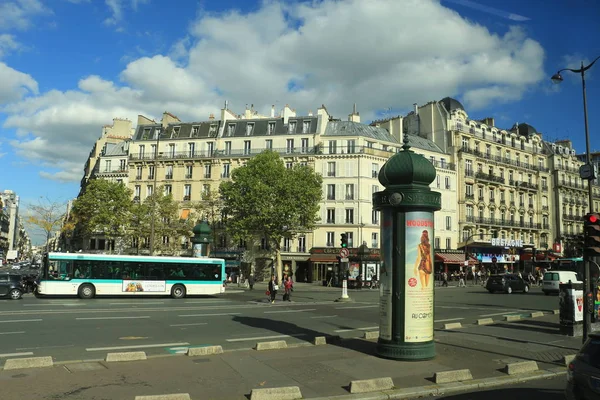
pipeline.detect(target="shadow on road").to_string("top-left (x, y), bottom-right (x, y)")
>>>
top-left (435, 386), bottom-right (563, 400)
top-left (231, 315), bottom-right (376, 356)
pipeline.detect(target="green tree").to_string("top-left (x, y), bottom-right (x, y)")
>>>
top-left (192, 188), bottom-right (225, 246)
top-left (25, 197), bottom-right (67, 253)
top-left (145, 188), bottom-right (194, 255)
top-left (220, 150), bottom-right (322, 280)
top-left (71, 180), bottom-right (133, 252)
top-left (127, 201), bottom-right (151, 254)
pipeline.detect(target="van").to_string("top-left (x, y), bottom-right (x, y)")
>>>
top-left (542, 271), bottom-right (580, 295)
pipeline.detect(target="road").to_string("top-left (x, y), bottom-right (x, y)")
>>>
top-left (421, 375), bottom-right (566, 399)
top-left (0, 280), bottom-right (568, 363)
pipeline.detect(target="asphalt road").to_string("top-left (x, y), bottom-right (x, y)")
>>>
top-left (421, 375), bottom-right (566, 399)
top-left (0, 281), bottom-right (564, 363)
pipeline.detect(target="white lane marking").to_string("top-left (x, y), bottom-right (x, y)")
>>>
top-left (109, 302), bottom-right (165, 305)
top-left (223, 290), bottom-right (245, 293)
top-left (0, 352), bottom-right (34, 358)
top-left (170, 323), bottom-right (208, 327)
top-left (479, 310), bottom-right (526, 317)
top-left (179, 313), bottom-right (240, 317)
top-left (76, 316), bottom-right (150, 320)
top-left (0, 319), bottom-right (42, 323)
top-left (310, 315), bottom-right (338, 319)
top-left (334, 326), bottom-right (379, 333)
top-left (0, 331), bottom-right (25, 335)
top-left (436, 306), bottom-right (475, 310)
top-left (435, 318), bottom-right (465, 323)
top-left (86, 342), bottom-right (189, 352)
top-left (24, 303), bottom-right (83, 307)
top-left (226, 334), bottom-right (307, 342)
top-left (264, 308), bottom-right (316, 314)
top-left (335, 305), bottom-right (378, 310)
top-left (17, 344), bottom-right (74, 350)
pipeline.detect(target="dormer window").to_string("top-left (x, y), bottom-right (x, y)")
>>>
top-left (209, 124), bottom-right (217, 136)
top-left (227, 123), bottom-right (236, 136)
top-left (302, 121), bottom-right (310, 133)
top-left (192, 126), bottom-right (200, 137)
top-left (288, 121), bottom-right (296, 133)
top-left (142, 128), bottom-right (151, 140)
top-left (246, 123), bottom-right (254, 136)
top-left (172, 126), bottom-right (180, 138)
top-left (268, 122), bottom-right (276, 135)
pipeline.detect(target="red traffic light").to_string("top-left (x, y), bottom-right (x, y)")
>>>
top-left (590, 215), bottom-right (598, 223)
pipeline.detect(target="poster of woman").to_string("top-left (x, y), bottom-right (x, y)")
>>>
top-left (403, 211), bottom-right (434, 343)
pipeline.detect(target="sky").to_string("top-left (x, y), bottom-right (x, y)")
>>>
top-left (0, 0), bottom-right (599, 244)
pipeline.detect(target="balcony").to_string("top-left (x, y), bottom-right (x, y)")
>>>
top-left (184, 174), bottom-right (193, 179)
top-left (327, 171), bottom-right (336, 177)
top-left (563, 214), bottom-right (579, 221)
top-left (465, 194), bottom-right (475, 201)
top-left (183, 195), bottom-right (191, 201)
top-left (297, 246), bottom-right (307, 253)
top-left (372, 171), bottom-right (378, 178)
top-left (148, 174), bottom-right (155, 180)
top-left (345, 219), bottom-right (354, 224)
top-left (326, 219), bottom-right (335, 224)
top-left (345, 194), bottom-right (355, 200)
top-left (165, 174), bottom-right (173, 180)
top-left (465, 170), bottom-right (474, 177)
top-left (135, 175), bottom-right (142, 180)
top-left (543, 224), bottom-right (550, 230)
top-left (539, 242), bottom-right (549, 249)
top-left (282, 246), bottom-right (291, 252)
top-left (475, 172), bottom-right (505, 184)
top-left (327, 195), bottom-right (336, 200)
top-left (204, 174), bottom-right (211, 179)
top-left (326, 242), bottom-right (334, 247)
top-left (542, 205), bottom-right (549, 212)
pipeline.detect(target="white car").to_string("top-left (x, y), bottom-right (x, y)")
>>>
top-left (11, 264), bottom-right (21, 270)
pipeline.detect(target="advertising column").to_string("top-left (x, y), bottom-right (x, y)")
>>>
top-left (378, 209), bottom-right (394, 341)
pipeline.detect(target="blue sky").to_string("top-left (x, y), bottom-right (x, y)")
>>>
top-left (0, 0), bottom-right (599, 244)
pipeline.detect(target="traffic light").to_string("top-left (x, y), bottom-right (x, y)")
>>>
top-left (583, 213), bottom-right (600, 256)
top-left (340, 233), bottom-right (348, 248)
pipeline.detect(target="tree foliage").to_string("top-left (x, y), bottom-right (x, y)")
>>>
top-left (71, 180), bottom-right (133, 242)
top-left (192, 187), bottom-right (225, 245)
top-left (220, 151), bottom-right (322, 279)
top-left (25, 197), bottom-right (67, 252)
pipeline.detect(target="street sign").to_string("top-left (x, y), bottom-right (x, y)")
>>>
top-left (580, 163), bottom-right (596, 180)
top-left (340, 248), bottom-right (349, 258)
top-left (340, 257), bottom-right (349, 263)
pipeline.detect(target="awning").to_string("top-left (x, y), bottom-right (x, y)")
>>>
top-left (309, 254), bottom-right (338, 262)
top-left (435, 253), bottom-right (476, 264)
top-left (180, 209), bottom-right (190, 220)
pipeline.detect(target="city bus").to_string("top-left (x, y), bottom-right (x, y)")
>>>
top-left (37, 252), bottom-right (226, 299)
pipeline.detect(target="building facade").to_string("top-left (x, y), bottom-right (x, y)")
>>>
top-left (0, 190), bottom-right (20, 259)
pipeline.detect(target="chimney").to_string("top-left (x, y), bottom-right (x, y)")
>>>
top-left (271, 105), bottom-right (275, 118)
top-left (308, 110), bottom-right (313, 116)
top-left (209, 113), bottom-right (215, 120)
top-left (413, 103), bottom-right (418, 115)
top-left (348, 103), bottom-right (360, 123)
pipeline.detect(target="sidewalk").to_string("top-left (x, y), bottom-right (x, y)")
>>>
top-left (0, 314), bottom-right (577, 400)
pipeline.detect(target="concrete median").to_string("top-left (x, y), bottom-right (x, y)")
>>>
top-left (530, 311), bottom-right (544, 318)
top-left (186, 345), bottom-right (223, 356)
top-left (444, 322), bottom-right (463, 330)
top-left (433, 369), bottom-right (473, 384)
top-left (134, 394), bottom-right (191, 400)
top-left (106, 351), bottom-right (147, 362)
top-left (349, 377), bottom-right (394, 393)
top-left (476, 318), bottom-right (494, 325)
top-left (504, 315), bottom-right (521, 322)
top-left (563, 354), bottom-right (576, 366)
top-left (363, 331), bottom-right (379, 340)
top-left (255, 340), bottom-right (287, 351)
top-left (249, 386), bottom-right (302, 400)
top-left (3, 356), bottom-right (53, 370)
top-left (504, 361), bottom-right (538, 375)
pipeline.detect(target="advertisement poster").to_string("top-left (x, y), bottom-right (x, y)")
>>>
top-left (403, 211), bottom-right (434, 343)
top-left (349, 263), bottom-right (360, 280)
top-left (595, 285), bottom-right (600, 322)
top-left (122, 280), bottom-right (167, 292)
top-left (365, 263), bottom-right (378, 281)
top-left (574, 289), bottom-right (583, 322)
top-left (379, 209), bottom-right (394, 341)
top-left (193, 244), bottom-right (203, 258)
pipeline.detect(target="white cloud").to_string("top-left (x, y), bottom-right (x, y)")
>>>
top-left (104, 0), bottom-right (148, 28)
top-left (0, 0), bottom-right (51, 31)
top-left (0, 34), bottom-right (22, 58)
top-left (2, 0), bottom-right (546, 183)
top-left (0, 62), bottom-right (38, 104)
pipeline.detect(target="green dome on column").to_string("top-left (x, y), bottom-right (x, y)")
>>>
top-left (378, 135), bottom-right (437, 188)
top-left (191, 221), bottom-right (212, 244)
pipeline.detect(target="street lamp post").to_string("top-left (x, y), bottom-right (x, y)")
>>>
top-left (552, 55), bottom-right (600, 342)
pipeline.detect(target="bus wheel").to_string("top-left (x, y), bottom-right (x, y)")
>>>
top-left (171, 284), bottom-right (186, 299)
top-left (78, 284), bottom-right (95, 299)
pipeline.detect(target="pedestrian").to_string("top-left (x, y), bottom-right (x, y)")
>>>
top-left (458, 271), bottom-right (466, 287)
top-left (283, 276), bottom-right (293, 302)
top-left (248, 274), bottom-right (255, 290)
top-left (442, 271), bottom-right (448, 287)
top-left (268, 275), bottom-right (278, 304)
top-left (357, 274), bottom-right (363, 290)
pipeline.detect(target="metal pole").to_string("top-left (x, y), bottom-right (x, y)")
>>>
top-left (149, 132), bottom-right (160, 256)
top-left (581, 65), bottom-right (593, 342)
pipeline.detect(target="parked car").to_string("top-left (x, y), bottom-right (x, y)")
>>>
top-left (543, 270), bottom-right (581, 295)
top-left (566, 333), bottom-right (600, 400)
top-left (485, 274), bottom-right (529, 294)
top-left (0, 273), bottom-right (25, 300)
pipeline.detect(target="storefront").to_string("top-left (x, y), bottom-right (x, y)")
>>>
top-left (435, 250), bottom-right (477, 274)
top-left (309, 246), bottom-right (381, 287)
top-left (458, 238), bottom-right (525, 274)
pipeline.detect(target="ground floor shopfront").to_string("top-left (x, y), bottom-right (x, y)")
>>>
top-left (308, 247), bottom-right (381, 287)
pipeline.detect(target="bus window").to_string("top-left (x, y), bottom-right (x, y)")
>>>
top-left (58, 260), bottom-right (73, 280)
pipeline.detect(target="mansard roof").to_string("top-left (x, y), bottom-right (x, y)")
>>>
top-left (323, 121), bottom-right (398, 143)
top-left (220, 116), bottom-right (319, 138)
top-left (103, 141), bottom-right (129, 157)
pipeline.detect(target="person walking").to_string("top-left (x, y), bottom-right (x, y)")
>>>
top-left (268, 275), bottom-right (278, 304)
top-left (458, 271), bottom-right (466, 287)
top-left (442, 271), bottom-right (448, 287)
top-left (248, 274), bottom-right (255, 290)
top-left (283, 276), bottom-right (293, 302)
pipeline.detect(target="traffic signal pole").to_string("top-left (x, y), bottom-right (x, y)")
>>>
top-left (583, 213), bottom-right (600, 342)
top-left (336, 233), bottom-right (352, 302)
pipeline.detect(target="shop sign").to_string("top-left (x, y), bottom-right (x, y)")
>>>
top-left (490, 238), bottom-right (523, 248)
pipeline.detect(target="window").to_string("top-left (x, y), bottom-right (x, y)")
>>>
top-left (345, 208), bottom-right (354, 224)
top-left (286, 139), bottom-right (294, 153)
top-left (119, 159), bottom-right (126, 170)
top-left (165, 165), bottom-right (173, 179)
top-left (164, 185), bottom-right (172, 195)
top-left (244, 140), bottom-right (251, 155)
top-left (372, 185), bottom-right (379, 194)
top-left (461, 137), bottom-right (468, 150)
top-left (207, 142), bottom-right (214, 156)
top-left (434, 237), bottom-right (440, 249)
top-left (136, 166), bottom-right (142, 179)
top-left (147, 185), bottom-right (153, 197)
top-left (202, 184), bottom-right (210, 197)
top-left (478, 186), bottom-right (484, 200)
top-left (168, 144), bottom-right (175, 158)
top-left (285, 162), bottom-right (293, 169)
top-left (436, 176), bottom-right (441, 189)
top-left (204, 164), bottom-right (212, 178)
top-left (371, 232), bottom-right (378, 248)
top-left (347, 140), bottom-right (356, 154)
top-left (265, 139), bottom-right (273, 150)
top-left (184, 185), bottom-right (191, 200)
top-left (209, 124), bottom-right (217, 136)
top-left (172, 127), bottom-right (180, 138)
top-left (192, 126), bottom-right (199, 137)
top-left (151, 144), bottom-right (156, 157)
top-left (222, 164), bottom-right (230, 178)
top-left (142, 128), bottom-right (151, 140)
top-left (288, 121), bottom-right (296, 133)
top-left (465, 159), bottom-right (472, 174)
top-left (104, 160), bottom-right (111, 172)
top-left (327, 184), bottom-right (336, 200)
top-left (148, 165), bottom-right (155, 180)
top-left (466, 204), bottom-right (473, 217)
top-left (134, 185), bottom-right (141, 198)
top-left (224, 141), bottom-right (231, 155)
top-left (302, 121), bottom-right (310, 133)
top-left (327, 162), bottom-right (336, 177)
top-left (298, 236), bottom-right (306, 253)
top-left (372, 163), bottom-right (379, 178)
top-left (329, 140), bottom-right (337, 154)
top-left (227, 124), bottom-right (236, 136)
top-left (346, 232), bottom-right (354, 247)
top-left (188, 143), bottom-right (195, 157)
top-left (445, 238), bottom-right (451, 250)
top-left (327, 208), bottom-right (335, 223)
top-left (246, 123), bottom-right (254, 136)
top-left (466, 184), bottom-right (473, 196)
top-left (185, 165), bottom-right (193, 179)
top-left (326, 232), bottom-right (335, 247)
top-left (372, 209), bottom-right (379, 224)
top-left (301, 138), bottom-right (309, 153)
top-left (345, 184), bottom-right (354, 200)
top-left (268, 122), bottom-right (276, 135)
top-left (440, 158), bottom-right (446, 168)
top-left (445, 216), bottom-right (451, 230)
top-left (283, 238), bottom-right (291, 252)
top-left (445, 176), bottom-right (450, 189)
